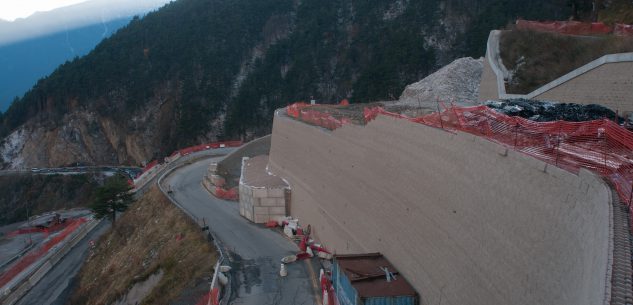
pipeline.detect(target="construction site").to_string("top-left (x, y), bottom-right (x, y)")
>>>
top-left (216, 22), bottom-right (633, 305)
top-left (2, 18), bottom-right (633, 305)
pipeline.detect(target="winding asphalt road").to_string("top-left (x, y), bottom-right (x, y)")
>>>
top-left (163, 157), bottom-right (318, 305)
top-left (16, 221), bottom-right (110, 305)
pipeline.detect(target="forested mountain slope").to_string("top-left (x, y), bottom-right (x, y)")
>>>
top-left (0, 0), bottom-right (571, 168)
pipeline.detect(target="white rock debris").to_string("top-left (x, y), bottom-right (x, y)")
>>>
top-left (389, 57), bottom-right (484, 114)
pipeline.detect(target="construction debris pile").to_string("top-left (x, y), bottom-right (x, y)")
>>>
top-left (486, 99), bottom-right (623, 123)
top-left (267, 217), bottom-right (332, 266)
top-left (387, 57), bottom-right (483, 116)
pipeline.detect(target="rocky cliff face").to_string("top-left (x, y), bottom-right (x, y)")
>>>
top-left (1, 94), bottom-right (175, 168)
top-left (0, 0), bottom-right (571, 169)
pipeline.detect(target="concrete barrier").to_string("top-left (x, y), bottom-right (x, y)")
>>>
top-left (0, 218), bottom-right (100, 305)
top-left (269, 112), bottom-right (612, 305)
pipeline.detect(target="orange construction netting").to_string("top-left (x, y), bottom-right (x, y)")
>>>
top-left (0, 217), bottom-right (87, 288)
top-left (287, 103), bottom-right (633, 227)
top-left (215, 187), bottom-right (239, 201)
top-left (515, 19), bottom-right (633, 36)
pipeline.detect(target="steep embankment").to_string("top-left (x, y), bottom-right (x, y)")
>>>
top-left (0, 0), bottom-right (572, 169)
top-left (68, 187), bottom-right (216, 305)
top-left (269, 113), bottom-right (611, 305)
top-left (0, 173), bottom-right (102, 226)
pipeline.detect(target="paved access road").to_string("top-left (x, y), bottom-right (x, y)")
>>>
top-left (16, 221), bottom-right (110, 305)
top-left (163, 157), bottom-right (318, 305)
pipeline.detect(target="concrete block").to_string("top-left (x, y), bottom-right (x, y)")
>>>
top-left (254, 214), bottom-right (270, 224)
top-left (243, 198), bottom-right (253, 209)
top-left (269, 206), bottom-right (286, 215)
top-left (242, 186), bottom-right (253, 197)
top-left (269, 214), bottom-right (287, 222)
top-left (261, 197), bottom-right (281, 207)
top-left (208, 163), bottom-right (218, 173)
top-left (268, 188), bottom-right (286, 197)
top-left (252, 188), bottom-right (268, 198)
top-left (210, 175), bottom-right (226, 186)
top-left (202, 179), bottom-right (212, 191)
top-left (254, 206), bottom-right (269, 214)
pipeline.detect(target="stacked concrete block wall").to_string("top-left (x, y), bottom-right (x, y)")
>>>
top-left (202, 162), bottom-right (223, 196)
top-left (238, 156), bottom-right (288, 224)
top-left (479, 30), bottom-right (633, 114)
top-left (238, 185), bottom-right (287, 223)
top-left (268, 113), bottom-right (611, 305)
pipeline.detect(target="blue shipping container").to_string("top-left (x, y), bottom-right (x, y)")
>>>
top-left (332, 253), bottom-right (418, 305)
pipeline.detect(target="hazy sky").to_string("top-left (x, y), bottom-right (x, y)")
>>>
top-left (0, 0), bottom-right (90, 21)
top-left (0, 0), bottom-right (172, 46)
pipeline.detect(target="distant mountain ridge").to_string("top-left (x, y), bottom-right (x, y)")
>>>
top-left (0, 0), bottom-right (572, 169)
top-left (0, 0), bottom-right (172, 46)
top-left (0, 18), bottom-right (132, 111)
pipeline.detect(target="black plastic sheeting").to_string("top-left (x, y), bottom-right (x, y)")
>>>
top-left (486, 99), bottom-right (623, 123)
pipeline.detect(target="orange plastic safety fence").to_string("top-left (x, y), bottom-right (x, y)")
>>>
top-left (195, 291), bottom-right (211, 305)
top-left (0, 218), bottom-right (87, 288)
top-left (5, 220), bottom-right (73, 238)
top-left (516, 19), bottom-right (615, 36)
top-left (615, 23), bottom-right (633, 37)
top-left (215, 187), bottom-right (239, 201)
top-left (286, 102), bottom-right (633, 230)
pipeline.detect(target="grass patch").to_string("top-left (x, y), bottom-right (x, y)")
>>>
top-left (68, 186), bottom-right (217, 305)
top-left (500, 29), bottom-right (633, 94)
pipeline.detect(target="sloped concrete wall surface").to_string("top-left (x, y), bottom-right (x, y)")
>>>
top-left (268, 113), bottom-right (611, 305)
top-left (219, 135), bottom-right (271, 180)
top-left (478, 54), bottom-right (501, 102)
top-left (533, 61), bottom-right (633, 112)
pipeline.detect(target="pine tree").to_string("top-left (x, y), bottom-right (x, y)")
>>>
top-left (90, 174), bottom-right (134, 225)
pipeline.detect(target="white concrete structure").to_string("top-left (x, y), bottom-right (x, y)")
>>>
top-left (238, 155), bottom-right (288, 223)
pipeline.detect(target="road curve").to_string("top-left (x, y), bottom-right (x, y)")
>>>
top-left (163, 157), bottom-right (317, 305)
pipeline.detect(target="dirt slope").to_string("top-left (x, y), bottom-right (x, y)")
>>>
top-left (68, 186), bottom-right (217, 305)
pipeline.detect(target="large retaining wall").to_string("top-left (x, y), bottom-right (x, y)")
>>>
top-left (268, 113), bottom-right (612, 305)
top-left (479, 30), bottom-right (633, 114)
